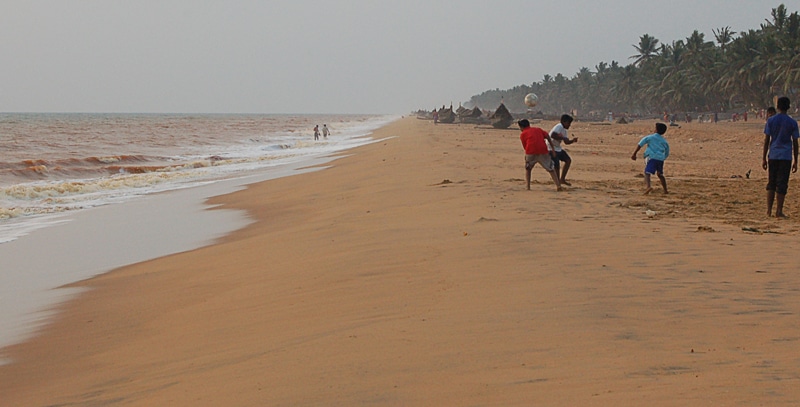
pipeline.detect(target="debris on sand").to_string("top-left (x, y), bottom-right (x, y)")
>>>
top-left (742, 226), bottom-right (781, 234)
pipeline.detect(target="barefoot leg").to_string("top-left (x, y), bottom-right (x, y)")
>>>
top-left (776, 192), bottom-right (787, 217)
top-left (525, 167), bottom-right (532, 190)
top-left (548, 169), bottom-right (562, 191)
top-left (643, 173), bottom-right (653, 194)
top-left (560, 158), bottom-right (572, 185)
top-left (766, 190), bottom-right (775, 216)
top-left (658, 173), bottom-right (668, 194)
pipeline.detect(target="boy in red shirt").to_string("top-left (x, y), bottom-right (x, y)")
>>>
top-left (519, 119), bottom-right (562, 191)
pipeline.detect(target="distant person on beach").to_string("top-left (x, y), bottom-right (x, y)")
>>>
top-left (631, 122), bottom-right (670, 195)
top-left (766, 106), bottom-right (777, 120)
top-left (762, 96), bottom-right (799, 218)
top-left (322, 124), bottom-right (329, 138)
top-left (433, 109), bottom-right (439, 125)
top-left (549, 114), bottom-right (578, 186)
top-left (519, 119), bottom-right (562, 191)
top-left (314, 125), bottom-right (320, 140)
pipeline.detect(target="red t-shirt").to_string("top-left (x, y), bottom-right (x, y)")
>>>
top-left (520, 126), bottom-right (550, 155)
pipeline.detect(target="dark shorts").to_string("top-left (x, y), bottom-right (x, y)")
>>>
top-left (552, 150), bottom-right (570, 170)
top-left (767, 159), bottom-right (792, 195)
top-left (644, 158), bottom-right (664, 175)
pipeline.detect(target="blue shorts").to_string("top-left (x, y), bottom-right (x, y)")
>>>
top-left (644, 158), bottom-right (664, 175)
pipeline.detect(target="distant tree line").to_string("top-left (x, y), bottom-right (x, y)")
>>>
top-left (467, 4), bottom-right (800, 118)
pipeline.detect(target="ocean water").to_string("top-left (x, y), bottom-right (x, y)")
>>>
top-left (0, 113), bottom-right (396, 243)
top-left (0, 113), bottom-right (397, 356)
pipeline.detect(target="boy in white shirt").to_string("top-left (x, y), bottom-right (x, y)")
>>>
top-left (549, 114), bottom-right (579, 185)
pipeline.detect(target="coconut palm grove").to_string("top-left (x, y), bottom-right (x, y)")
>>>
top-left (467, 4), bottom-right (800, 119)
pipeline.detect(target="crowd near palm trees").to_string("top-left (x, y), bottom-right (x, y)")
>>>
top-left (468, 4), bottom-right (800, 119)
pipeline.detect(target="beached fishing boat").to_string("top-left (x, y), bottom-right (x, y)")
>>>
top-left (437, 105), bottom-right (456, 124)
top-left (490, 103), bottom-right (513, 128)
top-left (458, 106), bottom-right (488, 124)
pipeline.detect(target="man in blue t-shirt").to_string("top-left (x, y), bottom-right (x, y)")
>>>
top-left (762, 96), bottom-right (799, 218)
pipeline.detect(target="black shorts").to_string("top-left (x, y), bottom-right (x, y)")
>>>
top-left (552, 150), bottom-right (570, 170)
top-left (766, 159), bottom-right (792, 195)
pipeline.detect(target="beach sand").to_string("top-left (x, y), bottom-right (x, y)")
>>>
top-left (2, 117), bottom-right (800, 405)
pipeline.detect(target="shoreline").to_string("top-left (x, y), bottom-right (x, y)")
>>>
top-left (2, 117), bottom-right (800, 405)
top-left (0, 155), bottom-right (341, 353)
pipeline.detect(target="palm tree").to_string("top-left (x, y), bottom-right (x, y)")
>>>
top-left (713, 26), bottom-right (735, 54)
top-left (764, 4), bottom-right (789, 31)
top-left (685, 30), bottom-right (712, 55)
top-left (572, 67), bottom-right (595, 112)
top-left (612, 65), bottom-right (639, 112)
top-left (465, 4), bottom-right (800, 115)
top-left (595, 62), bottom-right (608, 77)
top-left (631, 34), bottom-right (660, 67)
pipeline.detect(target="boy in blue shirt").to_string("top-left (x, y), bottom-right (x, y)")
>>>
top-left (762, 96), bottom-right (799, 218)
top-left (631, 122), bottom-right (670, 195)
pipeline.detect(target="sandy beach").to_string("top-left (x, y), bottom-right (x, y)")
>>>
top-left (2, 116), bottom-right (800, 405)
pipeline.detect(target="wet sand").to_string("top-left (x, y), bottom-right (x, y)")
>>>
top-left (2, 116), bottom-right (800, 406)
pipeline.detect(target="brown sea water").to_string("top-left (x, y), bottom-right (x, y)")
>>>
top-left (0, 113), bottom-right (395, 242)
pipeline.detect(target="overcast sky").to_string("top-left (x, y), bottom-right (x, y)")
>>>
top-left (2, 1), bottom-right (798, 114)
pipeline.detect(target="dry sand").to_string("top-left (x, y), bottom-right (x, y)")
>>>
top-left (2, 116), bottom-right (800, 406)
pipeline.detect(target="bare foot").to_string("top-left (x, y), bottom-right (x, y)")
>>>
top-left (556, 186), bottom-right (564, 192)
top-left (560, 180), bottom-right (571, 186)
top-left (643, 187), bottom-right (653, 195)
top-left (776, 213), bottom-right (789, 219)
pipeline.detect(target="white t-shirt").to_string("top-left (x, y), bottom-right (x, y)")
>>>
top-left (549, 123), bottom-right (568, 152)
